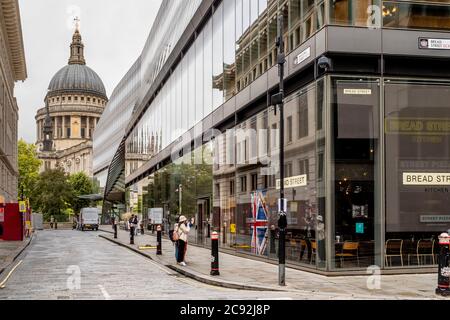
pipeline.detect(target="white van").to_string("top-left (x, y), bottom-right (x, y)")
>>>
top-left (80, 207), bottom-right (100, 231)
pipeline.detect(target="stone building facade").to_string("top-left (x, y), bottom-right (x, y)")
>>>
top-left (35, 26), bottom-right (107, 177)
top-left (0, 0), bottom-right (27, 203)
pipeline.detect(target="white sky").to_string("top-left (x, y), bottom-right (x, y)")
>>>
top-left (15, 0), bottom-right (163, 143)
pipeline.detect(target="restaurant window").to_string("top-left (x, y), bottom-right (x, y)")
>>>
top-left (331, 77), bottom-right (380, 270)
top-left (384, 80), bottom-right (450, 268)
top-left (383, 1), bottom-right (450, 31)
top-left (329, 0), bottom-right (381, 27)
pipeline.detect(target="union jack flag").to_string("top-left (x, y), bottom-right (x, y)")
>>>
top-left (250, 191), bottom-right (268, 255)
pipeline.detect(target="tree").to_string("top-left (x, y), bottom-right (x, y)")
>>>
top-left (32, 168), bottom-right (72, 220)
top-left (18, 139), bottom-right (41, 205)
top-left (68, 172), bottom-right (95, 215)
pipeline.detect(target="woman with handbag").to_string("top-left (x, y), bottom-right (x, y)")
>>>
top-left (176, 215), bottom-right (190, 266)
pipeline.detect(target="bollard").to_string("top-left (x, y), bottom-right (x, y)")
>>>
top-left (436, 233), bottom-right (450, 296)
top-left (114, 223), bottom-right (118, 239)
top-left (130, 226), bottom-right (135, 245)
top-left (210, 231), bottom-right (220, 276)
top-left (157, 225), bottom-right (162, 255)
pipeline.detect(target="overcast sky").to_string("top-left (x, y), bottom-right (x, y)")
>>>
top-left (15, 0), bottom-right (162, 143)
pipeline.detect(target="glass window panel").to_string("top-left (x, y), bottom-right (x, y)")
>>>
top-left (243, 0), bottom-right (250, 33)
top-left (385, 80), bottom-right (450, 267)
top-left (259, 0), bottom-right (267, 15)
top-left (329, 0), bottom-right (381, 27)
top-left (331, 77), bottom-right (380, 270)
top-left (251, 0), bottom-right (259, 25)
top-left (213, 4), bottom-right (224, 110)
top-left (182, 51), bottom-right (189, 132)
top-left (204, 20), bottom-right (213, 117)
top-left (224, 0), bottom-right (236, 101)
top-left (383, 1), bottom-right (450, 31)
top-left (195, 32), bottom-right (204, 124)
top-left (188, 46), bottom-right (196, 130)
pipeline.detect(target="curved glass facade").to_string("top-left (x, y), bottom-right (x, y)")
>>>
top-left (117, 0), bottom-right (450, 273)
top-left (93, 58), bottom-right (141, 175)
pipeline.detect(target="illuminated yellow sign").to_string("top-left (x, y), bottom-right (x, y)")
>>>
top-left (230, 223), bottom-right (236, 234)
top-left (386, 118), bottom-right (450, 135)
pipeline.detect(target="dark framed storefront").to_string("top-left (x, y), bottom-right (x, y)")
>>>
top-left (128, 74), bottom-right (450, 274)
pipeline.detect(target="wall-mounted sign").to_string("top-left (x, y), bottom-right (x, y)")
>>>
top-left (420, 215), bottom-right (450, 223)
top-left (19, 201), bottom-right (26, 213)
top-left (403, 172), bottom-right (450, 186)
top-left (343, 89), bottom-right (372, 95)
top-left (294, 47), bottom-right (311, 65)
top-left (230, 223), bottom-right (236, 234)
top-left (0, 207), bottom-right (4, 222)
top-left (276, 174), bottom-right (307, 190)
top-left (419, 38), bottom-right (450, 50)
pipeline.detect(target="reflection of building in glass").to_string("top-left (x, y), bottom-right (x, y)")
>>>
top-left (95, 0), bottom-right (450, 274)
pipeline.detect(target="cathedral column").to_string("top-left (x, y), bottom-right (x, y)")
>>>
top-left (86, 116), bottom-right (90, 139)
top-left (53, 116), bottom-right (57, 139)
top-left (62, 116), bottom-right (65, 138)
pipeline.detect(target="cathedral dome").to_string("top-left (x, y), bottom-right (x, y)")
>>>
top-left (47, 27), bottom-right (107, 100)
top-left (48, 64), bottom-right (106, 99)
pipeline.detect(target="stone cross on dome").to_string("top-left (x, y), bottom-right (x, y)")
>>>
top-left (74, 16), bottom-right (80, 32)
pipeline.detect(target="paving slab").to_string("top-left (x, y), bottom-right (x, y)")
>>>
top-left (98, 226), bottom-right (443, 299)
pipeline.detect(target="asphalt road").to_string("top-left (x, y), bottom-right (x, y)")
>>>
top-left (0, 230), bottom-right (299, 300)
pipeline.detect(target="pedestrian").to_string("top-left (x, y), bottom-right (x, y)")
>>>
top-left (129, 214), bottom-right (136, 243)
top-left (72, 215), bottom-right (77, 230)
top-left (140, 220), bottom-right (144, 235)
top-left (54, 217), bottom-right (58, 230)
top-left (50, 215), bottom-right (54, 229)
top-left (176, 215), bottom-right (190, 266)
top-left (171, 216), bottom-right (180, 262)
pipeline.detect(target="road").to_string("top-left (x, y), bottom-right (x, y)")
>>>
top-left (0, 230), bottom-right (300, 300)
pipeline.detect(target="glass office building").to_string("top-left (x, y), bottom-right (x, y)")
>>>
top-left (116, 0), bottom-right (450, 274)
top-left (93, 58), bottom-right (141, 218)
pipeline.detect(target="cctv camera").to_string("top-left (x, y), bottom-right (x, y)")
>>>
top-left (318, 56), bottom-right (331, 70)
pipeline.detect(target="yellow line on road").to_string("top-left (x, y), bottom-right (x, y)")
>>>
top-left (0, 260), bottom-right (23, 289)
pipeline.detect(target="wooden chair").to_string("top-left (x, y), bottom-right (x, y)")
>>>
top-left (335, 241), bottom-right (359, 267)
top-left (289, 238), bottom-right (298, 260)
top-left (417, 239), bottom-right (435, 265)
top-left (385, 239), bottom-right (403, 267)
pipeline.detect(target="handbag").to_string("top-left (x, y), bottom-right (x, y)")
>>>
top-left (172, 229), bottom-right (179, 241)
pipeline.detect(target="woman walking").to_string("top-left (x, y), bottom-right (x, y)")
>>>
top-left (176, 215), bottom-right (190, 266)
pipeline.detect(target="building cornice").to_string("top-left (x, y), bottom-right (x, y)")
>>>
top-left (0, 0), bottom-right (27, 81)
top-left (35, 105), bottom-right (105, 119)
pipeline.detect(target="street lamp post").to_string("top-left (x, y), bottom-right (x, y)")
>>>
top-left (271, 14), bottom-right (287, 287)
top-left (177, 184), bottom-right (182, 215)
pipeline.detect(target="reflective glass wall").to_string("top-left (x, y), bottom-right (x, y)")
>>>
top-left (127, 0), bottom-right (327, 176)
top-left (329, 0), bottom-right (450, 31)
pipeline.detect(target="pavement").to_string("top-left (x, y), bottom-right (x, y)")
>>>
top-left (98, 226), bottom-right (444, 300)
top-left (0, 236), bottom-right (33, 275)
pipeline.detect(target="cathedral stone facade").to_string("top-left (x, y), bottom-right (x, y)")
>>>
top-left (35, 26), bottom-right (107, 177)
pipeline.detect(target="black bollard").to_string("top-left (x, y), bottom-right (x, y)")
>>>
top-left (156, 225), bottom-right (162, 255)
top-left (114, 223), bottom-right (118, 239)
top-left (436, 233), bottom-right (450, 296)
top-left (210, 231), bottom-right (220, 276)
top-left (130, 226), bottom-right (135, 244)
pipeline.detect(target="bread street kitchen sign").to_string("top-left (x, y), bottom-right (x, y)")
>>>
top-left (419, 38), bottom-right (450, 50)
top-left (403, 172), bottom-right (450, 185)
top-left (276, 174), bottom-right (307, 190)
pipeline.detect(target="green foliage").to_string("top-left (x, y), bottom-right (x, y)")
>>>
top-left (32, 168), bottom-right (72, 220)
top-left (17, 139), bottom-right (41, 206)
top-left (68, 172), bottom-right (95, 215)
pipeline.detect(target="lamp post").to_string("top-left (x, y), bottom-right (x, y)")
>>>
top-left (176, 184), bottom-right (182, 215)
top-left (271, 14), bottom-right (287, 287)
